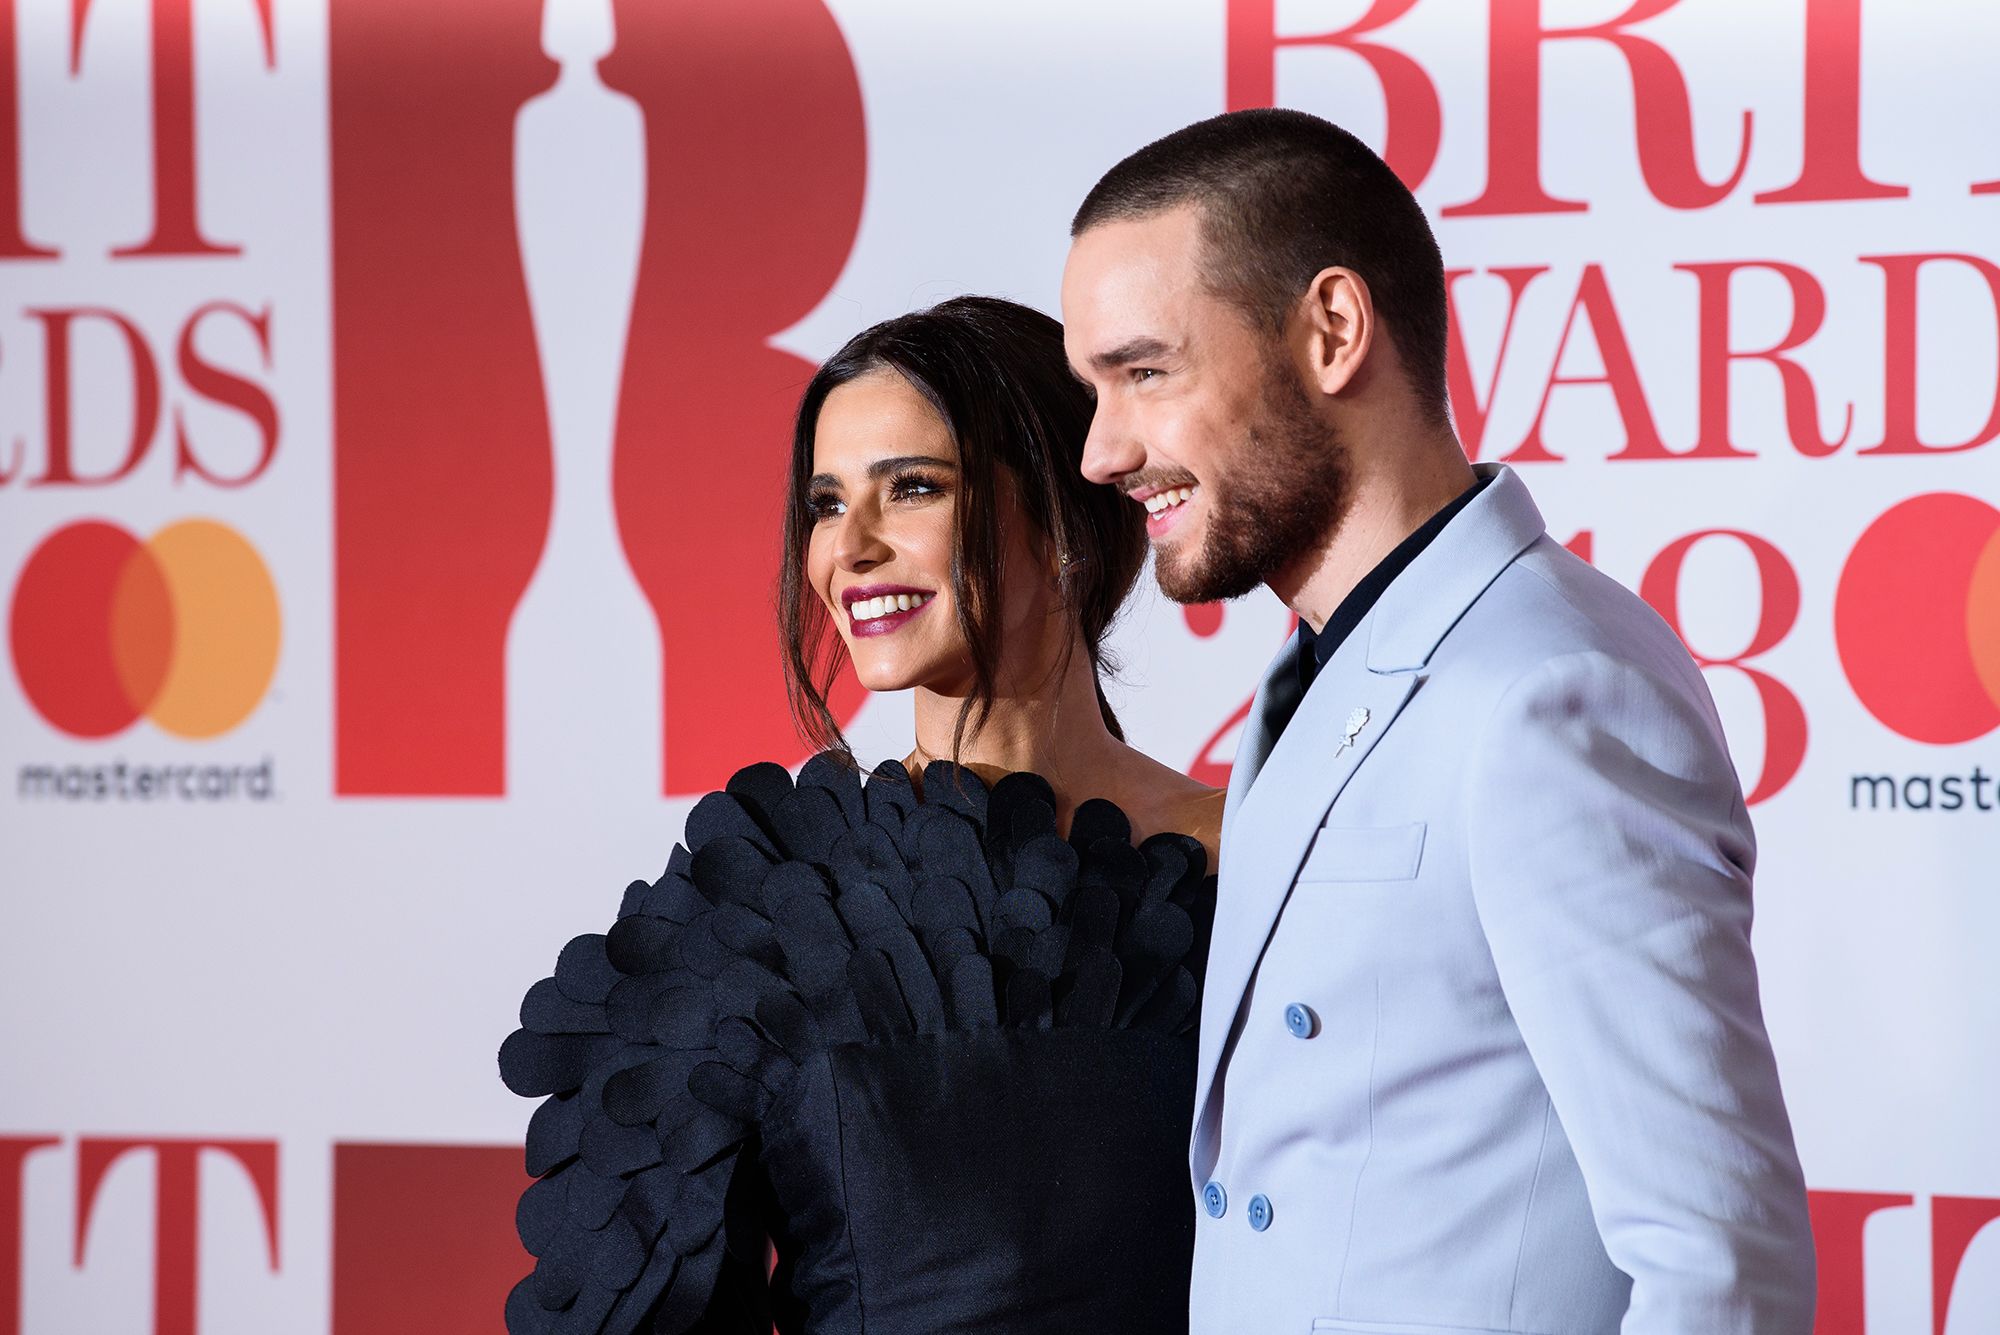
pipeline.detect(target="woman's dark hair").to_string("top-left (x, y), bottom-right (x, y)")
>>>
top-left (780, 295), bottom-right (1147, 762)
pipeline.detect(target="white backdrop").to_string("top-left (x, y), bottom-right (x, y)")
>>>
top-left (2, 1), bottom-right (1997, 1331)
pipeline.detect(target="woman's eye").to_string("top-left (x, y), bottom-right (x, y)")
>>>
top-left (807, 493), bottom-right (846, 521)
top-left (889, 473), bottom-right (946, 502)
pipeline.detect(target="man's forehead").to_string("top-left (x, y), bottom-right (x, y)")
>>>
top-left (1066, 216), bottom-right (1202, 328)
top-left (1065, 220), bottom-right (1218, 364)
top-left (1067, 206), bottom-right (1205, 283)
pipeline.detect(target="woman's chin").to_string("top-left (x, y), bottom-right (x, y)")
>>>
top-left (850, 659), bottom-right (926, 695)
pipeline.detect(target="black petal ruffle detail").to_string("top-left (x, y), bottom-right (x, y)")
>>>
top-left (498, 756), bottom-right (1212, 1334)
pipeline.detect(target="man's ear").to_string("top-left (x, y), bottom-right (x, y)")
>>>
top-left (1301, 266), bottom-right (1374, 397)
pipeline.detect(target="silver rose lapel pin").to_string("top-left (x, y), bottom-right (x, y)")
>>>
top-left (1336, 706), bottom-right (1371, 756)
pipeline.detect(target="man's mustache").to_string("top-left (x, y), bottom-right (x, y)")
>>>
top-left (1119, 468), bottom-right (1201, 499)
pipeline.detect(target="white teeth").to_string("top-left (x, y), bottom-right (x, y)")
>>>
top-left (1144, 486), bottom-right (1197, 515)
top-left (852, 592), bottom-right (932, 622)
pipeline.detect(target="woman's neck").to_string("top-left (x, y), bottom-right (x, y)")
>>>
top-left (906, 632), bottom-right (1122, 795)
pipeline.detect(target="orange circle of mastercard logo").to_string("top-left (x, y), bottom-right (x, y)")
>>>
top-left (8, 519), bottom-right (281, 739)
top-left (1835, 493), bottom-right (2000, 745)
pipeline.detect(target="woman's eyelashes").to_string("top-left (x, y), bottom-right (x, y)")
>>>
top-left (807, 471), bottom-right (950, 522)
top-left (886, 469), bottom-right (948, 503)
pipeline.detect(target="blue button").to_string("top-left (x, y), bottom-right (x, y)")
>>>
top-left (1247, 1193), bottom-right (1273, 1231)
top-left (1284, 1003), bottom-right (1317, 1038)
top-left (1202, 1180), bottom-right (1227, 1218)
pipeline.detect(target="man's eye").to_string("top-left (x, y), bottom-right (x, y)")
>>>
top-left (1131, 368), bottom-right (1161, 383)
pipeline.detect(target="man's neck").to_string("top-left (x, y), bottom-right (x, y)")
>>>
top-left (1276, 448), bottom-right (1478, 634)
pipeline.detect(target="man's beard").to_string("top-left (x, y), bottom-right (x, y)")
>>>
top-left (1154, 367), bottom-right (1349, 604)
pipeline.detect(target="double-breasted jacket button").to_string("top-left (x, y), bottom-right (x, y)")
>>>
top-left (1202, 1180), bottom-right (1227, 1218)
top-left (1284, 1002), bottom-right (1317, 1038)
top-left (1247, 1193), bottom-right (1274, 1232)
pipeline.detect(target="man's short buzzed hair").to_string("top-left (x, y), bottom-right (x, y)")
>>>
top-left (1072, 108), bottom-right (1449, 424)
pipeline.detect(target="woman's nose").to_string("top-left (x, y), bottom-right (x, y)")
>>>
top-left (832, 507), bottom-right (892, 572)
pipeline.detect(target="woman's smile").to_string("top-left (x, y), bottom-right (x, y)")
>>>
top-left (843, 584), bottom-right (937, 637)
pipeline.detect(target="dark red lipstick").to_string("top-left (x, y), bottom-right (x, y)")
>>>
top-left (841, 584), bottom-right (937, 638)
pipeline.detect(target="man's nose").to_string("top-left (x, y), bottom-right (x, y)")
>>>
top-left (1080, 403), bottom-right (1141, 488)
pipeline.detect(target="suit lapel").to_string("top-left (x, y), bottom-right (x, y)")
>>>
top-left (1219, 629), bottom-right (1300, 850)
top-left (1192, 644), bottom-right (1421, 1145)
top-left (1192, 464), bottom-right (1550, 1162)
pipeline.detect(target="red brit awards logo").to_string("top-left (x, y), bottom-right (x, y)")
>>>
top-left (331, 0), bottom-right (868, 799)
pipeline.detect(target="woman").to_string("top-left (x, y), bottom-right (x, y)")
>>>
top-left (500, 297), bottom-right (1223, 1333)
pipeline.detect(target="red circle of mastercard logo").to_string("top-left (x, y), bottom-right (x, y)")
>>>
top-left (9, 519), bottom-right (281, 739)
top-left (1834, 493), bottom-right (2000, 744)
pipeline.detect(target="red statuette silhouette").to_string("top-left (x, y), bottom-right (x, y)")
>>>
top-left (332, 0), bottom-right (555, 795)
top-left (602, 0), bottom-right (867, 795)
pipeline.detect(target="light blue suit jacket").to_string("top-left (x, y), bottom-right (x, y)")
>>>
top-left (1189, 465), bottom-right (1814, 1334)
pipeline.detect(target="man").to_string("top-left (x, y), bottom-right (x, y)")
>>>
top-left (1062, 109), bottom-right (1815, 1333)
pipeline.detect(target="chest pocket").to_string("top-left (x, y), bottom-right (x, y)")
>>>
top-left (1297, 821), bottom-right (1426, 883)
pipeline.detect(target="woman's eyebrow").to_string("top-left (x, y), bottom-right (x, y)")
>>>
top-left (867, 454), bottom-right (956, 477)
top-left (808, 455), bottom-right (958, 489)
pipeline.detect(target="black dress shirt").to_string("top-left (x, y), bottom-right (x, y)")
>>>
top-left (1274, 473), bottom-right (1491, 741)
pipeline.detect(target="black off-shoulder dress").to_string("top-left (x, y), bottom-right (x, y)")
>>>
top-left (498, 754), bottom-right (1216, 1334)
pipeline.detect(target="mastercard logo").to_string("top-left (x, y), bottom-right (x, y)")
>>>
top-left (1835, 493), bottom-right (2000, 745)
top-left (8, 519), bottom-right (281, 739)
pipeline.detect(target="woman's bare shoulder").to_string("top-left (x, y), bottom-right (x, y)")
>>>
top-left (1114, 750), bottom-right (1224, 866)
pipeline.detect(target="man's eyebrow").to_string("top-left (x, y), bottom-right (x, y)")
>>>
top-left (807, 455), bottom-right (958, 489)
top-left (1087, 337), bottom-right (1177, 372)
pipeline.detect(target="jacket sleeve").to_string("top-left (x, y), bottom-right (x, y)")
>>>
top-left (1464, 648), bottom-right (1816, 1333)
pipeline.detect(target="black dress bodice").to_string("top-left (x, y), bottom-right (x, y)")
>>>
top-left (499, 755), bottom-right (1215, 1334)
